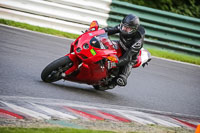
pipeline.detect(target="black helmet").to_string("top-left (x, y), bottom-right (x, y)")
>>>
top-left (120, 14), bottom-right (140, 36)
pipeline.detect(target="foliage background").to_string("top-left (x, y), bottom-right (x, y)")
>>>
top-left (119, 0), bottom-right (200, 18)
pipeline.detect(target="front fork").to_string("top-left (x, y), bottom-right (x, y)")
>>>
top-left (64, 53), bottom-right (80, 76)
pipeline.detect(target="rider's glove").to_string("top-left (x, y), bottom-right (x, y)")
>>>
top-left (142, 59), bottom-right (151, 67)
top-left (82, 29), bottom-right (89, 33)
top-left (142, 62), bottom-right (148, 67)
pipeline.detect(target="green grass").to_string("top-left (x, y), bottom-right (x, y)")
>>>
top-left (147, 48), bottom-right (200, 65)
top-left (0, 127), bottom-right (116, 133)
top-left (0, 19), bottom-right (79, 39)
top-left (0, 19), bottom-right (199, 65)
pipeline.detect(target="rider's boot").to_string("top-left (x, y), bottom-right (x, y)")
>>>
top-left (116, 61), bottom-right (133, 86)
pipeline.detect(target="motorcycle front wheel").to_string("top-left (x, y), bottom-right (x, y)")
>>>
top-left (41, 56), bottom-right (73, 83)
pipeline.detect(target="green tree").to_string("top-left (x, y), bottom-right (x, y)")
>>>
top-left (119, 0), bottom-right (200, 18)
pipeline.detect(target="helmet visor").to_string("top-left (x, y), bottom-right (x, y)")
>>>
top-left (120, 23), bottom-right (137, 34)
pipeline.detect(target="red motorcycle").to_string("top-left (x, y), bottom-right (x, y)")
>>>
top-left (41, 21), bottom-right (151, 90)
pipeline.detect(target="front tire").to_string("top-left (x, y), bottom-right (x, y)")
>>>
top-left (41, 56), bottom-right (72, 83)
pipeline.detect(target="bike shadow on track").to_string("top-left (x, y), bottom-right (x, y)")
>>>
top-left (38, 80), bottom-right (122, 101)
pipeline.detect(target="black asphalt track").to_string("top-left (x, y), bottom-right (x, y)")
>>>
top-left (0, 25), bottom-right (200, 117)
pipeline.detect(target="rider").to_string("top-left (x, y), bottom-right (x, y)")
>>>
top-left (103, 14), bottom-right (145, 86)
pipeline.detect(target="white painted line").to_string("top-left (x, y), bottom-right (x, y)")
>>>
top-left (117, 111), bottom-right (154, 125)
top-left (1, 101), bottom-right (51, 120)
top-left (152, 56), bottom-right (200, 68)
top-left (127, 111), bottom-right (180, 127)
top-left (30, 103), bottom-right (77, 120)
top-left (149, 116), bottom-right (180, 127)
top-left (1, 95), bottom-right (200, 120)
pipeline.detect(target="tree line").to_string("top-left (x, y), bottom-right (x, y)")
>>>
top-left (120, 0), bottom-right (200, 18)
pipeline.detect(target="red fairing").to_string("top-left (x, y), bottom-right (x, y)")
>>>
top-left (62, 28), bottom-right (117, 84)
top-left (59, 21), bottom-right (149, 85)
top-left (133, 50), bottom-right (142, 68)
top-left (64, 52), bottom-right (107, 84)
top-left (41, 20), bottom-right (151, 89)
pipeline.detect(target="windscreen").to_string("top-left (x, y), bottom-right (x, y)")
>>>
top-left (90, 33), bottom-right (109, 49)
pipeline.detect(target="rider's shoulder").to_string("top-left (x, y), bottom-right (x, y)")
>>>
top-left (137, 25), bottom-right (145, 36)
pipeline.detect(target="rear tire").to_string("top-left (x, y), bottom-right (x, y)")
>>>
top-left (41, 56), bottom-right (72, 83)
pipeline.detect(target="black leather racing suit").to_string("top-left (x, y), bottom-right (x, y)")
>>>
top-left (104, 24), bottom-right (145, 84)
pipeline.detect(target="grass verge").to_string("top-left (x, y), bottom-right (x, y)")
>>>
top-left (147, 48), bottom-right (200, 65)
top-left (0, 19), bottom-right (79, 39)
top-left (0, 127), bottom-right (116, 133)
top-left (0, 19), bottom-right (199, 65)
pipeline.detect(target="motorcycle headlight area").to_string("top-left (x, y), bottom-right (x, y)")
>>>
top-left (83, 43), bottom-right (89, 49)
top-left (76, 47), bottom-right (81, 53)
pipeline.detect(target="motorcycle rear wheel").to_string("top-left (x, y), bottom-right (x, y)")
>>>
top-left (41, 56), bottom-right (72, 83)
